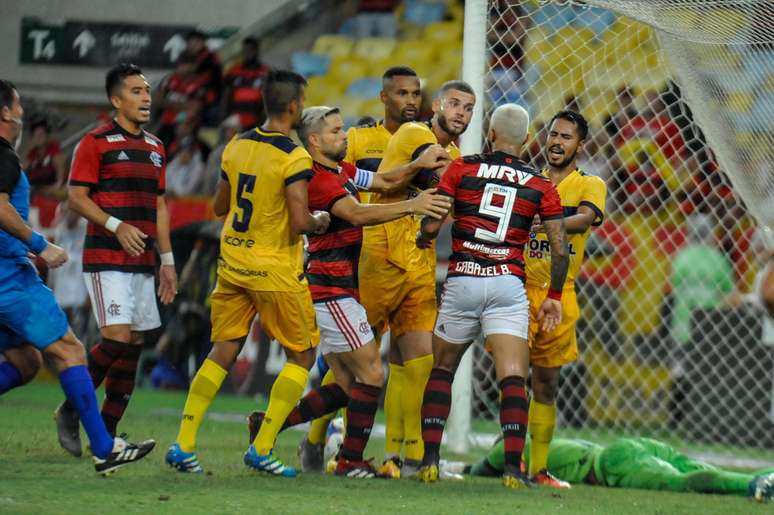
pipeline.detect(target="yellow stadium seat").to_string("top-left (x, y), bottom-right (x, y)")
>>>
top-left (305, 76), bottom-right (346, 106)
top-left (702, 8), bottom-right (747, 39)
top-left (726, 91), bottom-right (755, 113)
top-left (353, 38), bottom-right (397, 62)
top-left (329, 95), bottom-right (365, 120)
top-left (312, 34), bottom-right (355, 58)
top-left (578, 86), bottom-right (619, 128)
top-left (327, 57), bottom-right (370, 85)
top-left (422, 21), bottom-right (462, 44)
top-left (394, 40), bottom-right (439, 68)
top-left (359, 97), bottom-right (384, 119)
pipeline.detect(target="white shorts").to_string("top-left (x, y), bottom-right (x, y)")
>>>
top-left (84, 271), bottom-right (161, 332)
top-left (434, 275), bottom-right (529, 344)
top-left (315, 298), bottom-right (374, 355)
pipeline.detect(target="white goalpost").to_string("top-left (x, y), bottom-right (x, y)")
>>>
top-left (447, 0), bottom-right (774, 458)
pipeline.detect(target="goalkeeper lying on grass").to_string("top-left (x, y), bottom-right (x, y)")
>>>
top-left (467, 436), bottom-right (774, 501)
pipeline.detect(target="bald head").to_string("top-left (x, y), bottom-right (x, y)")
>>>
top-left (488, 104), bottom-right (529, 150)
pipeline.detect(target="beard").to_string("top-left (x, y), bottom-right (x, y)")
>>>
top-left (438, 113), bottom-right (468, 137)
top-left (323, 146), bottom-right (347, 163)
top-left (545, 147), bottom-right (578, 169)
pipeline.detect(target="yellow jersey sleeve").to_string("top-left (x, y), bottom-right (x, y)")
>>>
top-left (344, 126), bottom-right (358, 166)
top-left (580, 175), bottom-right (607, 226)
top-left (377, 122), bottom-right (437, 175)
top-left (283, 147), bottom-right (314, 185)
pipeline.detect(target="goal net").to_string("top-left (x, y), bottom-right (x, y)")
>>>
top-left (454, 0), bottom-right (774, 460)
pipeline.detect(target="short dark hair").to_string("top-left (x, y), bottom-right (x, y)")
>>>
top-left (382, 66), bottom-right (417, 81)
top-left (262, 70), bottom-right (308, 116)
top-left (549, 110), bottom-right (589, 141)
top-left (243, 36), bottom-right (259, 48)
top-left (0, 80), bottom-right (17, 111)
top-left (105, 63), bottom-right (143, 100)
top-left (438, 80), bottom-right (475, 98)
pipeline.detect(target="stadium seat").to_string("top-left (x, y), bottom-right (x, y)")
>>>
top-left (353, 38), bottom-right (397, 62)
top-left (290, 52), bottom-right (331, 78)
top-left (330, 95), bottom-right (366, 120)
top-left (726, 91), bottom-right (755, 113)
top-left (312, 34), bottom-right (355, 58)
top-left (422, 21), bottom-right (462, 44)
top-left (327, 57), bottom-right (370, 86)
top-left (346, 77), bottom-right (383, 98)
top-left (393, 40), bottom-right (438, 68)
top-left (305, 76), bottom-right (346, 106)
top-left (402, 0), bottom-right (447, 26)
top-left (359, 97), bottom-right (385, 119)
top-left (574, 6), bottom-right (617, 37)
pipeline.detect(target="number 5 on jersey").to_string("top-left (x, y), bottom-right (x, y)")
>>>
top-left (232, 173), bottom-right (256, 232)
top-left (475, 183), bottom-right (518, 243)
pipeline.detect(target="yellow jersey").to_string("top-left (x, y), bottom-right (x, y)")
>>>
top-left (524, 169), bottom-right (607, 290)
top-left (364, 121), bottom-right (461, 272)
top-left (344, 120), bottom-right (392, 173)
top-left (218, 127), bottom-right (313, 292)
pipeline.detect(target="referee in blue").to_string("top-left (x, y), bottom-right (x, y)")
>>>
top-left (0, 79), bottom-right (154, 475)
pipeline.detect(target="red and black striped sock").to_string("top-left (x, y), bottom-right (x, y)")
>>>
top-left (421, 368), bottom-right (454, 466)
top-left (282, 383), bottom-right (349, 431)
top-left (86, 338), bottom-right (129, 388)
top-left (340, 382), bottom-right (380, 462)
top-left (101, 344), bottom-right (142, 436)
top-left (500, 375), bottom-right (528, 474)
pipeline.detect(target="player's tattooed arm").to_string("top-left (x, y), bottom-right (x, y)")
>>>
top-left (544, 218), bottom-right (569, 292)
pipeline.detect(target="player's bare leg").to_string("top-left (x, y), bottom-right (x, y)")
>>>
top-left (529, 364), bottom-right (570, 488)
top-left (327, 340), bottom-right (384, 478)
top-left (167, 338), bottom-right (243, 473)
top-left (395, 330), bottom-right (433, 475)
top-left (2, 345), bottom-right (42, 391)
top-left (488, 334), bottom-right (532, 489)
top-left (418, 334), bottom-right (471, 483)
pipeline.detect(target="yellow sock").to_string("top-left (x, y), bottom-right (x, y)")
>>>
top-left (384, 363), bottom-right (406, 457)
top-left (402, 354), bottom-right (433, 462)
top-left (176, 359), bottom-right (228, 452)
top-left (253, 362), bottom-right (309, 455)
top-left (528, 399), bottom-right (556, 476)
top-left (308, 369), bottom-right (337, 445)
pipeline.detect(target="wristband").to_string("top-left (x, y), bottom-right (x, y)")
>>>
top-left (160, 252), bottom-right (175, 266)
top-left (105, 216), bottom-right (122, 233)
top-left (28, 231), bottom-right (48, 254)
top-left (547, 289), bottom-right (562, 301)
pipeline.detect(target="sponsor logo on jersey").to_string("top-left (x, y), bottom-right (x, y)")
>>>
top-left (150, 151), bottom-right (163, 167)
top-left (106, 134), bottom-right (125, 143)
top-left (117, 151), bottom-right (130, 161)
top-left (476, 163), bottom-right (532, 185)
top-left (526, 237), bottom-right (577, 259)
top-left (224, 235), bottom-right (255, 248)
top-left (462, 240), bottom-right (510, 259)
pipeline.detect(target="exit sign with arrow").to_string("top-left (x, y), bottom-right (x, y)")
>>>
top-left (20, 18), bottom-right (237, 68)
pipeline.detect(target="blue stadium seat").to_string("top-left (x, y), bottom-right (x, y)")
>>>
top-left (291, 52), bottom-right (331, 78)
top-left (574, 7), bottom-right (616, 36)
top-left (403, 0), bottom-right (446, 26)
top-left (346, 77), bottom-right (383, 98)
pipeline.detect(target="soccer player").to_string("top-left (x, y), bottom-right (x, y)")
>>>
top-left (468, 436), bottom-right (774, 501)
top-left (300, 65), bottom-right (449, 473)
top-left (165, 70), bottom-right (329, 477)
top-left (0, 79), bottom-right (155, 475)
top-left (55, 63), bottom-right (178, 457)
top-left (360, 80), bottom-right (476, 477)
top-left (246, 105), bottom-right (452, 478)
top-left (524, 111), bottom-right (606, 488)
top-left (415, 103), bottom-right (569, 489)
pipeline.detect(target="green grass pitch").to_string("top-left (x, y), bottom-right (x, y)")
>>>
top-left (0, 382), bottom-right (768, 515)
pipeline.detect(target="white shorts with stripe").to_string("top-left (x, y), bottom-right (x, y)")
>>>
top-left (84, 271), bottom-right (161, 331)
top-left (315, 297), bottom-right (374, 355)
top-left (434, 274), bottom-right (529, 344)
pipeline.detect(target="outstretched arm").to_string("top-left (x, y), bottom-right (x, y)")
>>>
top-left (0, 193), bottom-right (66, 267)
top-left (536, 217), bottom-right (569, 332)
top-left (331, 188), bottom-right (451, 227)
top-left (368, 144), bottom-right (452, 193)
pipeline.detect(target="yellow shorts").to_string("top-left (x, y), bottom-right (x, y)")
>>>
top-left (359, 257), bottom-right (437, 339)
top-left (527, 284), bottom-right (579, 368)
top-left (210, 277), bottom-right (319, 353)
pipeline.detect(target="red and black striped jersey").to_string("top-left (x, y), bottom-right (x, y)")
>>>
top-left (437, 151), bottom-right (562, 279)
top-left (306, 161), bottom-right (362, 302)
top-left (224, 62), bottom-right (270, 129)
top-left (69, 121), bottom-right (166, 274)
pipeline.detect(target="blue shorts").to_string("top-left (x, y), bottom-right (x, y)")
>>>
top-left (0, 262), bottom-right (69, 353)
